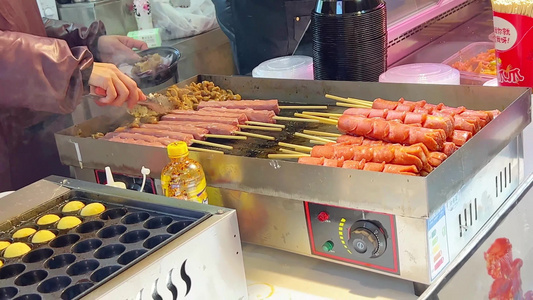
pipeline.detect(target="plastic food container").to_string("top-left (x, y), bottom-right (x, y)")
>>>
top-left (252, 56), bottom-right (314, 80)
top-left (378, 63), bottom-right (460, 85)
top-left (442, 42), bottom-right (496, 85)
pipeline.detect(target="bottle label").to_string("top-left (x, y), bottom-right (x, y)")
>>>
top-left (161, 175), bottom-right (208, 204)
top-left (188, 177), bottom-right (208, 204)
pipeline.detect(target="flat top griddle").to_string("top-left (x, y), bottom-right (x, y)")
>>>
top-left (55, 75), bottom-right (532, 218)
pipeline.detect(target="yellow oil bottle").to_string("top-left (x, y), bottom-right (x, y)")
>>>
top-left (161, 142), bottom-right (208, 204)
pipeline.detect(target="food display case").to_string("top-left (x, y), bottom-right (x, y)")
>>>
top-left (55, 75), bottom-right (531, 293)
top-left (442, 42), bottom-right (496, 85)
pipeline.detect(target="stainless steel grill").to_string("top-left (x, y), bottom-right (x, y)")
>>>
top-left (55, 75), bottom-right (531, 288)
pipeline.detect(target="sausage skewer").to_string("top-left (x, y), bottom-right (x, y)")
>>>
top-left (343, 108), bottom-right (455, 138)
top-left (157, 121), bottom-right (275, 140)
top-left (105, 128), bottom-right (234, 150)
top-left (337, 115), bottom-right (447, 151)
top-left (298, 156), bottom-right (419, 176)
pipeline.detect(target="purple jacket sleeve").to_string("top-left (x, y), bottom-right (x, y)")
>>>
top-left (43, 18), bottom-right (106, 62)
top-left (0, 30), bottom-right (94, 114)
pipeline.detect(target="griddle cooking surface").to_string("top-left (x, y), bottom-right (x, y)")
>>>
top-left (180, 103), bottom-right (343, 158)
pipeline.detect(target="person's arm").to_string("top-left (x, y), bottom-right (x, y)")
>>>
top-left (0, 30), bottom-right (93, 114)
top-left (43, 18), bottom-right (106, 61)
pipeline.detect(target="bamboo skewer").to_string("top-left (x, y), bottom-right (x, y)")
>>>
top-left (268, 153), bottom-right (309, 159)
top-left (238, 125), bottom-right (282, 132)
top-left (278, 142), bottom-right (313, 152)
top-left (204, 134), bottom-right (247, 140)
top-left (325, 94), bottom-right (351, 102)
top-left (273, 116), bottom-right (320, 123)
top-left (191, 139), bottom-right (233, 150)
top-left (302, 130), bottom-right (341, 137)
top-left (336, 102), bottom-right (364, 108)
top-left (279, 148), bottom-right (308, 154)
top-left (310, 140), bottom-right (328, 145)
top-left (293, 113), bottom-right (338, 125)
top-left (294, 132), bottom-right (334, 143)
top-left (325, 94), bottom-right (373, 106)
top-left (347, 97), bottom-right (373, 106)
top-left (188, 147), bottom-right (225, 154)
top-left (233, 131), bottom-right (275, 140)
top-left (301, 111), bottom-right (342, 117)
top-left (279, 105), bottom-right (329, 110)
top-left (245, 121), bottom-right (285, 129)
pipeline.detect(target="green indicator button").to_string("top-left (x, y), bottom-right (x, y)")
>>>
top-left (322, 241), bottom-right (334, 252)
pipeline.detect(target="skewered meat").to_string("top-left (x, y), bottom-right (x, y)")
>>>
top-left (139, 124), bottom-right (208, 140)
top-left (158, 121), bottom-right (239, 136)
top-left (169, 109), bottom-right (249, 124)
top-left (448, 130), bottom-right (472, 146)
top-left (105, 132), bottom-right (175, 145)
top-left (197, 99), bottom-right (280, 114)
top-left (336, 135), bottom-right (364, 144)
top-left (428, 152), bottom-right (448, 168)
top-left (298, 156), bottom-right (419, 176)
top-left (372, 98), bottom-right (497, 130)
top-left (107, 137), bottom-right (166, 148)
top-left (432, 111), bottom-right (481, 133)
top-left (344, 108), bottom-right (454, 138)
top-left (199, 107), bottom-right (276, 123)
top-left (443, 142), bottom-right (459, 157)
top-left (310, 143), bottom-right (429, 171)
top-left (161, 114), bottom-right (240, 126)
top-left (115, 127), bottom-right (194, 145)
top-left (337, 115), bottom-right (446, 151)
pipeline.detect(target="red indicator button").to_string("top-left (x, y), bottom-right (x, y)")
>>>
top-left (317, 211), bottom-right (330, 222)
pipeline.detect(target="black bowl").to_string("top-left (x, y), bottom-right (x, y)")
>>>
top-left (132, 47), bottom-right (181, 89)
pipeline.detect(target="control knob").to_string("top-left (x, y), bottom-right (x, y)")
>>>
top-left (347, 220), bottom-right (387, 258)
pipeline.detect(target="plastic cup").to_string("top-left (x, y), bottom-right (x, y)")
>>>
top-left (493, 12), bottom-right (533, 87)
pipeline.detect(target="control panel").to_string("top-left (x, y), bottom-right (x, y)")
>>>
top-left (305, 202), bottom-right (399, 274)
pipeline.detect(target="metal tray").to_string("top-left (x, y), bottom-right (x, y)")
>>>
top-left (55, 75), bottom-right (532, 219)
top-left (0, 186), bottom-right (210, 300)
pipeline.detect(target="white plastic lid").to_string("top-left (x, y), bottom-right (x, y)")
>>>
top-left (483, 78), bottom-right (499, 86)
top-left (379, 63), bottom-right (460, 85)
top-left (252, 56), bottom-right (314, 80)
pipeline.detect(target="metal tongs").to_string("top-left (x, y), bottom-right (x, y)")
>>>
top-left (93, 87), bottom-right (173, 115)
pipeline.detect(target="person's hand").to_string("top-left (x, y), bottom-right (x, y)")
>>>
top-left (97, 35), bottom-right (149, 65)
top-left (89, 63), bottom-right (146, 109)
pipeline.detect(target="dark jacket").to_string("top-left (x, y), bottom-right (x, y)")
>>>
top-left (212, 0), bottom-right (315, 75)
top-left (0, 0), bottom-right (105, 191)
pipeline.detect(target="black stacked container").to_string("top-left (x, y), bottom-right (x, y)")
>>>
top-left (311, 0), bottom-right (388, 81)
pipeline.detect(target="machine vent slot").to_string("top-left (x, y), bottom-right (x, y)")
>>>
top-left (495, 176), bottom-right (499, 198)
top-left (459, 199), bottom-right (479, 237)
top-left (504, 167), bottom-right (507, 188)
top-left (469, 203), bottom-right (473, 226)
top-left (509, 162), bottom-right (512, 184)
top-left (500, 171), bottom-right (503, 193)
top-left (458, 214), bottom-right (463, 237)
top-left (474, 198), bottom-right (478, 220)
top-left (388, 0), bottom-right (479, 47)
top-left (463, 209), bottom-right (468, 230)
top-left (496, 162), bottom-right (513, 198)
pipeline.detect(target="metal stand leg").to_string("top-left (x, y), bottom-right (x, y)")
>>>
top-left (413, 282), bottom-right (429, 296)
